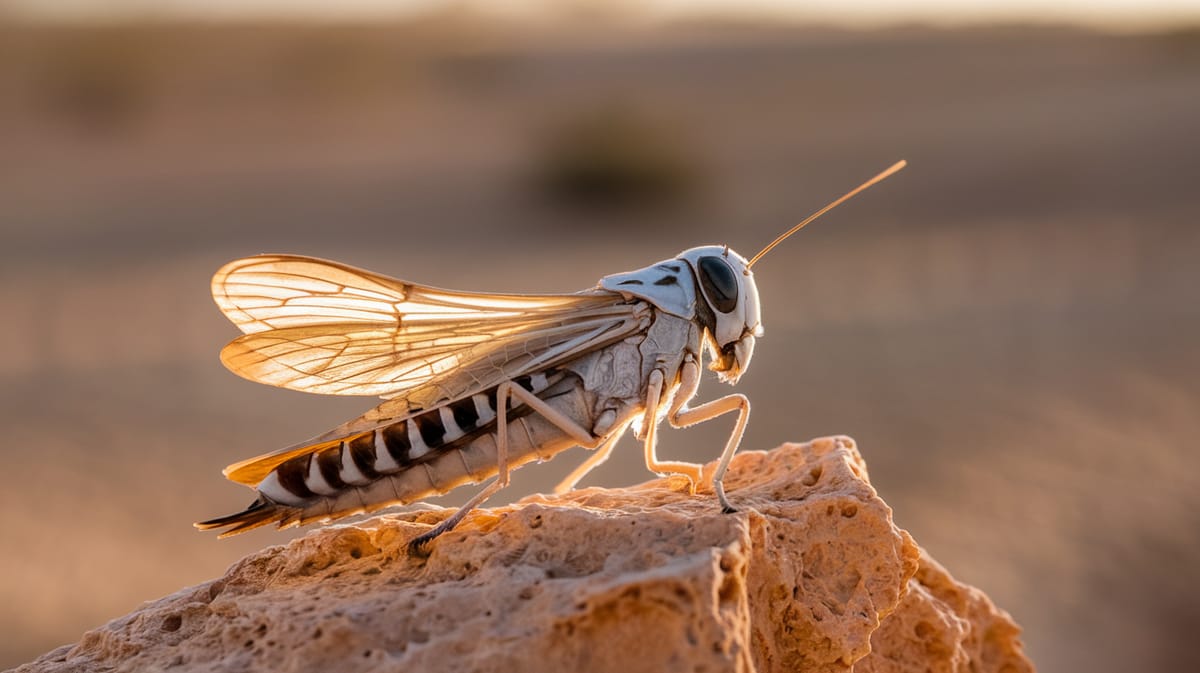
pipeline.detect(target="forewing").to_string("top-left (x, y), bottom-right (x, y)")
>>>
top-left (219, 311), bottom-right (640, 488)
top-left (213, 254), bottom-right (597, 335)
top-left (218, 302), bottom-right (640, 398)
top-left (214, 254), bottom-right (644, 398)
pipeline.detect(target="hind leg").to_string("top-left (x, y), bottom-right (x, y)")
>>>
top-left (554, 422), bottom-right (629, 494)
top-left (408, 381), bottom-right (602, 554)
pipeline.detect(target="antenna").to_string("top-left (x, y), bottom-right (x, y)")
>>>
top-left (746, 160), bottom-right (907, 269)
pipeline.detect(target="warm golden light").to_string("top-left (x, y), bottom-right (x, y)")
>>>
top-left (3, 8), bottom-right (1196, 672)
top-left (4, 0), bottom-right (1197, 30)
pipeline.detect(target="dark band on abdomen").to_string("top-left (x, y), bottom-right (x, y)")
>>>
top-left (411, 413), bottom-right (445, 448)
top-left (275, 453), bottom-right (314, 499)
top-left (259, 369), bottom-right (565, 506)
top-left (449, 397), bottom-right (479, 430)
top-left (347, 434), bottom-right (380, 480)
top-left (382, 423), bottom-right (412, 464)
top-left (316, 448), bottom-right (347, 490)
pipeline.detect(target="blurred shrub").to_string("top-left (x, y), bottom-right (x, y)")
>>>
top-left (1156, 26), bottom-right (1200, 61)
top-left (531, 108), bottom-right (700, 212)
top-left (31, 27), bottom-right (160, 135)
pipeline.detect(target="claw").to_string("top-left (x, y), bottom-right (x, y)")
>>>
top-left (407, 530), bottom-right (438, 557)
top-left (407, 540), bottom-right (431, 557)
top-left (714, 480), bottom-right (736, 513)
top-left (666, 473), bottom-right (698, 494)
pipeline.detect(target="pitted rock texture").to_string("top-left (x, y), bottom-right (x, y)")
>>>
top-left (15, 437), bottom-right (1034, 673)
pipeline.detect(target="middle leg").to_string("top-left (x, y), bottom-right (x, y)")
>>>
top-left (640, 369), bottom-right (704, 492)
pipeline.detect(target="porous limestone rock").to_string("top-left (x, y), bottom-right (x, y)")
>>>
top-left (16, 437), bottom-right (1034, 673)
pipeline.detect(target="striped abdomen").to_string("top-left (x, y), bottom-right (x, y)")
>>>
top-left (198, 370), bottom-right (595, 536)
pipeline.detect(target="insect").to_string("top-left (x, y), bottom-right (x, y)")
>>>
top-left (196, 160), bottom-right (905, 551)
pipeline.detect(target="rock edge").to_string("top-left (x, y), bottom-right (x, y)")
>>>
top-left (15, 437), bottom-right (1034, 673)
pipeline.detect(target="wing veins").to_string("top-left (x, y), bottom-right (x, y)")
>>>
top-left (214, 254), bottom-right (644, 402)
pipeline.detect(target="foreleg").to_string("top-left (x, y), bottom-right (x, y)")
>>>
top-left (666, 359), bottom-right (750, 513)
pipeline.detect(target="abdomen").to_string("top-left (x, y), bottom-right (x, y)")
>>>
top-left (197, 371), bottom-right (598, 536)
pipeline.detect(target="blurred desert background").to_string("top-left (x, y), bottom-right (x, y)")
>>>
top-left (2, 1), bottom-right (1199, 671)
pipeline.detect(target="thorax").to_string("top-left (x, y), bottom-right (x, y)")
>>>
top-left (562, 309), bottom-right (702, 432)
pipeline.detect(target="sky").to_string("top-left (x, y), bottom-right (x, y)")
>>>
top-left (3, 0), bottom-right (1198, 30)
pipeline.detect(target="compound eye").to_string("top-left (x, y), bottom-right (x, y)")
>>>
top-left (697, 256), bottom-right (739, 313)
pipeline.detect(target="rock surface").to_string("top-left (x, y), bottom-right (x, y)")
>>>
top-left (15, 437), bottom-right (1034, 673)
